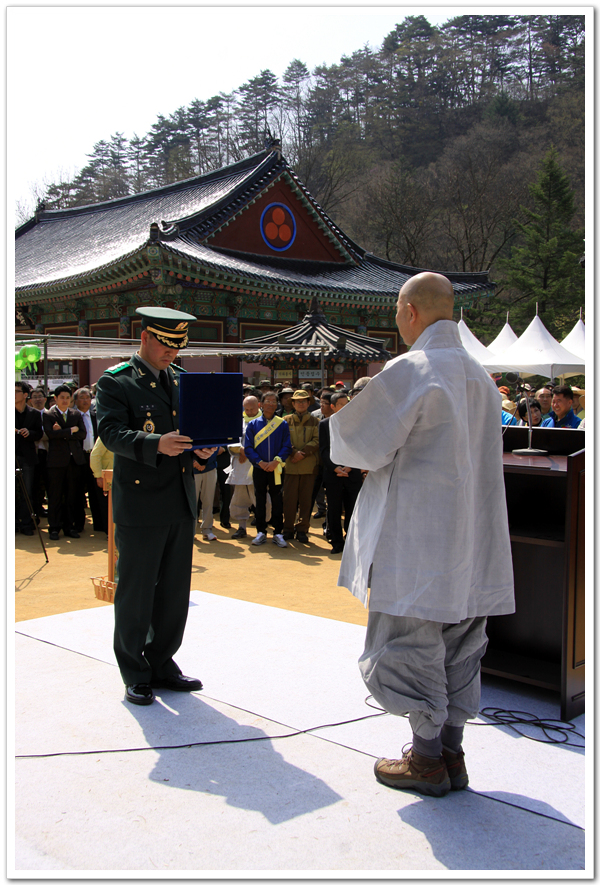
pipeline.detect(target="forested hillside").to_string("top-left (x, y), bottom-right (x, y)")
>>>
top-left (22, 14), bottom-right (585, 339)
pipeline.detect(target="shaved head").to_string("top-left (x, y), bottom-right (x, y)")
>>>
top-left (396, 272), bottom-right (455, 346)
top-left (243, 395), bottom-right (259, 417)
top-left (399, 272), bottom-right (455, 315)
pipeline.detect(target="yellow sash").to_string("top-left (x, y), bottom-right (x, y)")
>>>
top-left (252, 416), bottom-right (286, 485)
top-left (254, 415), bottom-right (285, 446)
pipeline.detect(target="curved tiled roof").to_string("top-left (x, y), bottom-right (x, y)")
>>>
top-left (243, 297), bottom-right (391, 363)
top-left (15, 153), bottom-right (276, 289)
top-left (15, 149), bottom-right (494, 306)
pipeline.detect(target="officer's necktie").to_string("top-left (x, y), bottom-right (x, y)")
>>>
top-left (159, 370), bottom-right (170, 397)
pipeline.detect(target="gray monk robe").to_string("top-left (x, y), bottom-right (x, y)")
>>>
top-left (329, 320), bottom-right (514, 737)
top-left (330, 320), bottom-right (514, 623)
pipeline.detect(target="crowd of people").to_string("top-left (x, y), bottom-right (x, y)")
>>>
top-left (14, 372), bottom-right (369, 554)
top-left (15, 380), bottom-right (109, 539)
top-left (496, 380), bottom-right (585, 430)
top-left (15, 372), bottom-right (585, 546)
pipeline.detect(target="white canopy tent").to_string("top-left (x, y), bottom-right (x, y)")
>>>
top-left (481, 315), bottom-right (585, 379)
top-left (561, 317), bottom-right (585, 360)
top-left (486, 314), bottom-right (519, 355)
top-left (457, 317), bottom-right (491, 361)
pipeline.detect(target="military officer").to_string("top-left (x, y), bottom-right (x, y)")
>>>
top-left (96, 307), bottom-right (216, 705)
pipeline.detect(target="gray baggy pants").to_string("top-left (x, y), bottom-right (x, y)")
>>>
top-left (359, 613), bottom-right (488, 740)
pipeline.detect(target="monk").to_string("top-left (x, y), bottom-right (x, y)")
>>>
top-left (330, 272), bottom-right (515, 797)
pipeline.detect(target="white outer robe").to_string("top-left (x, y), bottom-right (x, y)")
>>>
top-left (330, 320), bottom-right (515, 623)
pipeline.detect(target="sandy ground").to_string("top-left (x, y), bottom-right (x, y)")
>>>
top-left (15, 513), bottom-right (368, 626)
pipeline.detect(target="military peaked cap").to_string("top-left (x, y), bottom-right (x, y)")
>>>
top-left (136, 306), bottom-right (196, 349)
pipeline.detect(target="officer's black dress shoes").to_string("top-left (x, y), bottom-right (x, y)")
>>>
top-left (49, 531), bottom-right (60, 540)
top-left (125, 684), bottom-right (155, 705)
top-left (151, 674), bottom-right (203, 692)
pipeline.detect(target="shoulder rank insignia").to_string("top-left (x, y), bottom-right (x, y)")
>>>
top-left (105, 361), bottom-right (131, 375)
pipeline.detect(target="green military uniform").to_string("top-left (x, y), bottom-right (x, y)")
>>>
top-left (96, 310), bottom-right (198, 688)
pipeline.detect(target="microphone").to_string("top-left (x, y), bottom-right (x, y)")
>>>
top-left (503, 373), bottom-right (547, 456)
top-left (506, 371), bottom-right (531, 394)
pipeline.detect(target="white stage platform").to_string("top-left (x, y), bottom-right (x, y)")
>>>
top-left (13, 591), bottom-right (586, 874)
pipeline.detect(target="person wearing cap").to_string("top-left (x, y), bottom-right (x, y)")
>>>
top-left (497, 385), bottom-right (516, 417)
top-left (96, 307), bottom-right (217, 706)
top-left (350, 377), bottom-right (371, 398)
top-left (571, 387), bottom-right (585, 419)
top-left (282, 390), bottom-right (320, 543)
top-left (276, 388), bottom-right (295, 418)
top-left (329, 272), bottom-right (514, 798)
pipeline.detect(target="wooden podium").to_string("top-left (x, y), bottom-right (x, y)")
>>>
top-left (482, 430), bottom-right (585, 721)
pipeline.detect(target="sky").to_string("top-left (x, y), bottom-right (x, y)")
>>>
top-left (7, 4), bottom-right (458, 217)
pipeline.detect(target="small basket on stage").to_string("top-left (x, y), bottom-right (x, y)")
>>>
top-left (92, 576), bottom-right (116, 603)
top-left (91, 468), bottom-right (117, 604)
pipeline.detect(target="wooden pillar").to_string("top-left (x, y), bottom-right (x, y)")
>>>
top-left (76, 319), bottom-right (89, 387)
top-left (224, 314), bottom-right (239, 374)
top-left (75, 360), bottom-right (90, 387)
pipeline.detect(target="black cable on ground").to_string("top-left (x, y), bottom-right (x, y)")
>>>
top-left (15, 696), bottom-right (584, 758)
top-left (14, 706), bottom-right (389, 759)
top-left (462, 789), bottom-right (584, 830)
top-left (15, 696), bottom-right (584, 830)
top-left (473, 707), bottom-right (585, 748)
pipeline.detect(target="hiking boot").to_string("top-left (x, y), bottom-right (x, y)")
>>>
top-left (231, 527), bottom-right (247, 539)
top-left (442, 747), bottom-right (469, 790)
top-left (374, 746), bottom-right (451, 797)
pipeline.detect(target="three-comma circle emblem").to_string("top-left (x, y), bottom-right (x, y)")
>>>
top-left (260, 203), bottom-right (296, 252)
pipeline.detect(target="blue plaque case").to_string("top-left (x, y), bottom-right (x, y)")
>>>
top-left (179, 373), bottom-right (244, 447)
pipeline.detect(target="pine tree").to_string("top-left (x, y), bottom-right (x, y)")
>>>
top-left (237, 70), bottom-right (280, 154)
top-left (497, 147), bottom-right (584, 336)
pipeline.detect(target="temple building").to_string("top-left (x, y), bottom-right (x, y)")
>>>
top-left (15, 144), bottom-right (494, 387)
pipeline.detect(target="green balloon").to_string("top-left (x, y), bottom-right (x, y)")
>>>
top-left (23, 344), bottom-right (41, 363)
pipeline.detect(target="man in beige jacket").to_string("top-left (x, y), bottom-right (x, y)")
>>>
top-left (282, 390), bottom-right (320, 543)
